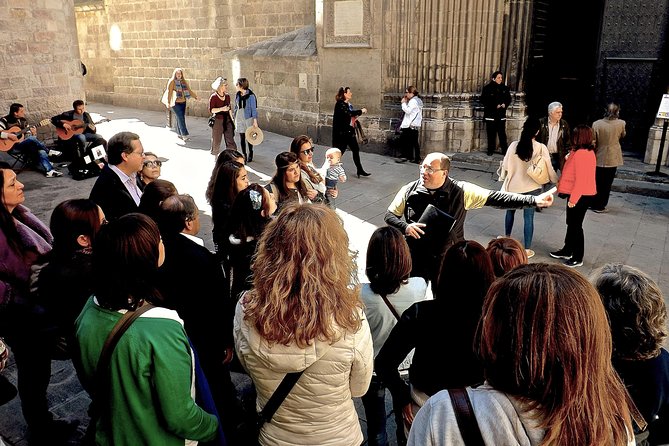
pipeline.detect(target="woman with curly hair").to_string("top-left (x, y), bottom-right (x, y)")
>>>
top-left (234, 203), bottom-right (373, 445)
top-left (591, 263), bottom-right (669, 445)
top-left (408, 263), bottom-right (636, 446)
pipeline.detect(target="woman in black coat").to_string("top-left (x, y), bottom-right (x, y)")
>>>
top-left (332, 86), bottom-right (370, 177)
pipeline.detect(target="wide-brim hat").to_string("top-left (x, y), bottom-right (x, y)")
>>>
top-left (245, 126), bottom-right (264, 146)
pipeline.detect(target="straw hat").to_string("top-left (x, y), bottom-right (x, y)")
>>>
top-left (245, 126), bottom-right (264, 146)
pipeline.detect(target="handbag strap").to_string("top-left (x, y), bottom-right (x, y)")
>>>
top-left (94, 303), bottom-right (154, 404)
top-left (448, 388), bottom-right (485, 446)
top-left (259, 370), bottom-right (304, 424)
top-left (380, 294), bottom-right (401, 321)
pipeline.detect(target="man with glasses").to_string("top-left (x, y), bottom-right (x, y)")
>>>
top-left (89, 131), bottom-right (145, 220)
top-left (385, 152), bottom-right (554, 283)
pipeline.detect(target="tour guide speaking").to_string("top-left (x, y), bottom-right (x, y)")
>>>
top-left (385, 152), bottom-right (554, 283)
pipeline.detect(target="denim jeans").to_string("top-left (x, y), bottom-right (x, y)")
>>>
top-left (504, 188), bottom-right (542, 249)
top-left (172, 101), bottom-right (189, 136)
top-left (13, 136), bottom-right (54, 173)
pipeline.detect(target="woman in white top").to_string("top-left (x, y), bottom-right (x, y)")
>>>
top-left (396, 86), bottom-right (424, 164)
top-left (500, 117), bottom-right (557, 258)
top-left (360, 226), bottom-right (428, 445)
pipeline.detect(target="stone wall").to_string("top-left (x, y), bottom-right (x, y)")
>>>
top-left (75, 0), bottom-right (315, 117)
top-left (0, 0), bottom-right (84, 129)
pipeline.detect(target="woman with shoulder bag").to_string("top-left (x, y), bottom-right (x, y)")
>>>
top-left (289, 135), bottom-right (332, 206)
top-left (500, 117), bottom-right (557, 258)
top-left (332, 86), bottom-right (371, 177)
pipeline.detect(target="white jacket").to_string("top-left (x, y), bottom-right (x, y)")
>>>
top-left (401, 96), bottom-right (424, 129)
top-left (234, 301), bottom-right (374, 446)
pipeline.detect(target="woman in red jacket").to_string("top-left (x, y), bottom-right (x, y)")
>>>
top-left (550, 125), bottom-right (597, 267)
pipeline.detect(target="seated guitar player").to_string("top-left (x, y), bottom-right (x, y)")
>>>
top-left (51, 100), bottom-right (108, 161)
top-left (0, 103), bottom-right (63, 177)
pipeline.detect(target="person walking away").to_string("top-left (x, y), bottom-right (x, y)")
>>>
top-left (591, 102), bottom-right (625, 213)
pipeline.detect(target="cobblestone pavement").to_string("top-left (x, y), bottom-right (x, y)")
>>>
top-left (1, 103), bottom-right (667, 445)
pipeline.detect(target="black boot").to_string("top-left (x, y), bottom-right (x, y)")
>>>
top-left (248, 146), bottom-right (254, 162)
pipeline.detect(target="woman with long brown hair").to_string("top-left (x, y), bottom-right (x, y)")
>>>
top-left (332, 86), bottom-right (370, 177)
top-left (289, 135), bottom-right (332, 205)
top-left (234, 203), bottom-right (373, 445)
top-left (408, 263), bottom-right (635, 445)
top-left (265, 151), bottom-right (309, 212)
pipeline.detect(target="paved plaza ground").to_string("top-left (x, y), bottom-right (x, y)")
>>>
top-left (1, 103), bottom-right (668, 445)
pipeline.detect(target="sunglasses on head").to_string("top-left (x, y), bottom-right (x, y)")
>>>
top-left (143, 160), bottom-right (162, 168)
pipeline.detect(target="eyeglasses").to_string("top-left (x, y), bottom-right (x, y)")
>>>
top-left (300, 148), bottom-right (314, 155)
top-left (143, 160), bottom-right (162, 168)
top-left (131, 150), bottom-right (145, 157)
top-left (421, 165), bottom-right (445, 174)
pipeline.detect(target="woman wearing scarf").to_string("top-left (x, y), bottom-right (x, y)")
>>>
top-left (162, 68), bottom-right (198, 141)
top-left (233, 78), bottom-right (259, 162)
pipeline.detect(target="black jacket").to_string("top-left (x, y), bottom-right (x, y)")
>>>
top-left (481, 81), bottom-right (511, 120)
top-left (332, 99), bottom-right (362, 142)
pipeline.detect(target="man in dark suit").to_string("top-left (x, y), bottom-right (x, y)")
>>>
top-left (89, 131), bottom-right (144, 220)
top-left (155, 194), bottom-right (240, 442)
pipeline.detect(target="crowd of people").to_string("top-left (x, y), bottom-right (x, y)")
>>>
top-left (0, 73), bottom-right (666, 446)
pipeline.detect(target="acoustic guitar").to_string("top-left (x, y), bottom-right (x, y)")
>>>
top-left (56, 118), bottom-right (110, 140)
top-left (0, 119), bottom-right (51, 152)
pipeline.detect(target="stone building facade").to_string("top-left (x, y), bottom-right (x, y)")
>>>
top-left (5, 0), bottom-right (666, 163)
top-left (0, 0), bottom-right (84, 142)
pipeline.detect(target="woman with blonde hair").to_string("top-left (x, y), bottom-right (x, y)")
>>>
top-left (234, 203), bottom-right (373, 445)
top-left (162, 68), bottom-right (198, 141)
top-left (408, 263), bottom-right (636, 445)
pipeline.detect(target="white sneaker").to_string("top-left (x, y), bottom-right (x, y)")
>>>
top-left (45, 170), bottom-right (63, 178)
top-left (525, 249), bottom-right (535, 259)
top-left (48, 149), bottom-right (62, 157)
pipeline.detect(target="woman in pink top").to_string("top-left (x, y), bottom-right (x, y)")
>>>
top-left (550, 125), bottom-right (597, 267)
top-left (501, 118), bottom-right (557, 258)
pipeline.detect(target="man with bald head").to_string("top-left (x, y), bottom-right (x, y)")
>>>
top-left (385, 152), bottom-right (553, 283)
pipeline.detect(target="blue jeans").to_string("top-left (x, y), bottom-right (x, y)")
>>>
top-left (172, 101), bottom-right (189, 136)
top-left (504, 188), bottom-right (541, 249)
top-left (12, 136), bottom-right (54, 173)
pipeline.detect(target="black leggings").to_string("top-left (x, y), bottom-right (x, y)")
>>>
top-left (238, 133), bottom-right (254, 159)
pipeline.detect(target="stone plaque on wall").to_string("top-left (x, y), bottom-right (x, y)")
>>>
top-left (324, 0), bottom-right (371, 47)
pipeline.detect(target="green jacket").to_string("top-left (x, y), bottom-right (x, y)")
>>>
top-left (75, 297), bottom-right (218, 445)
